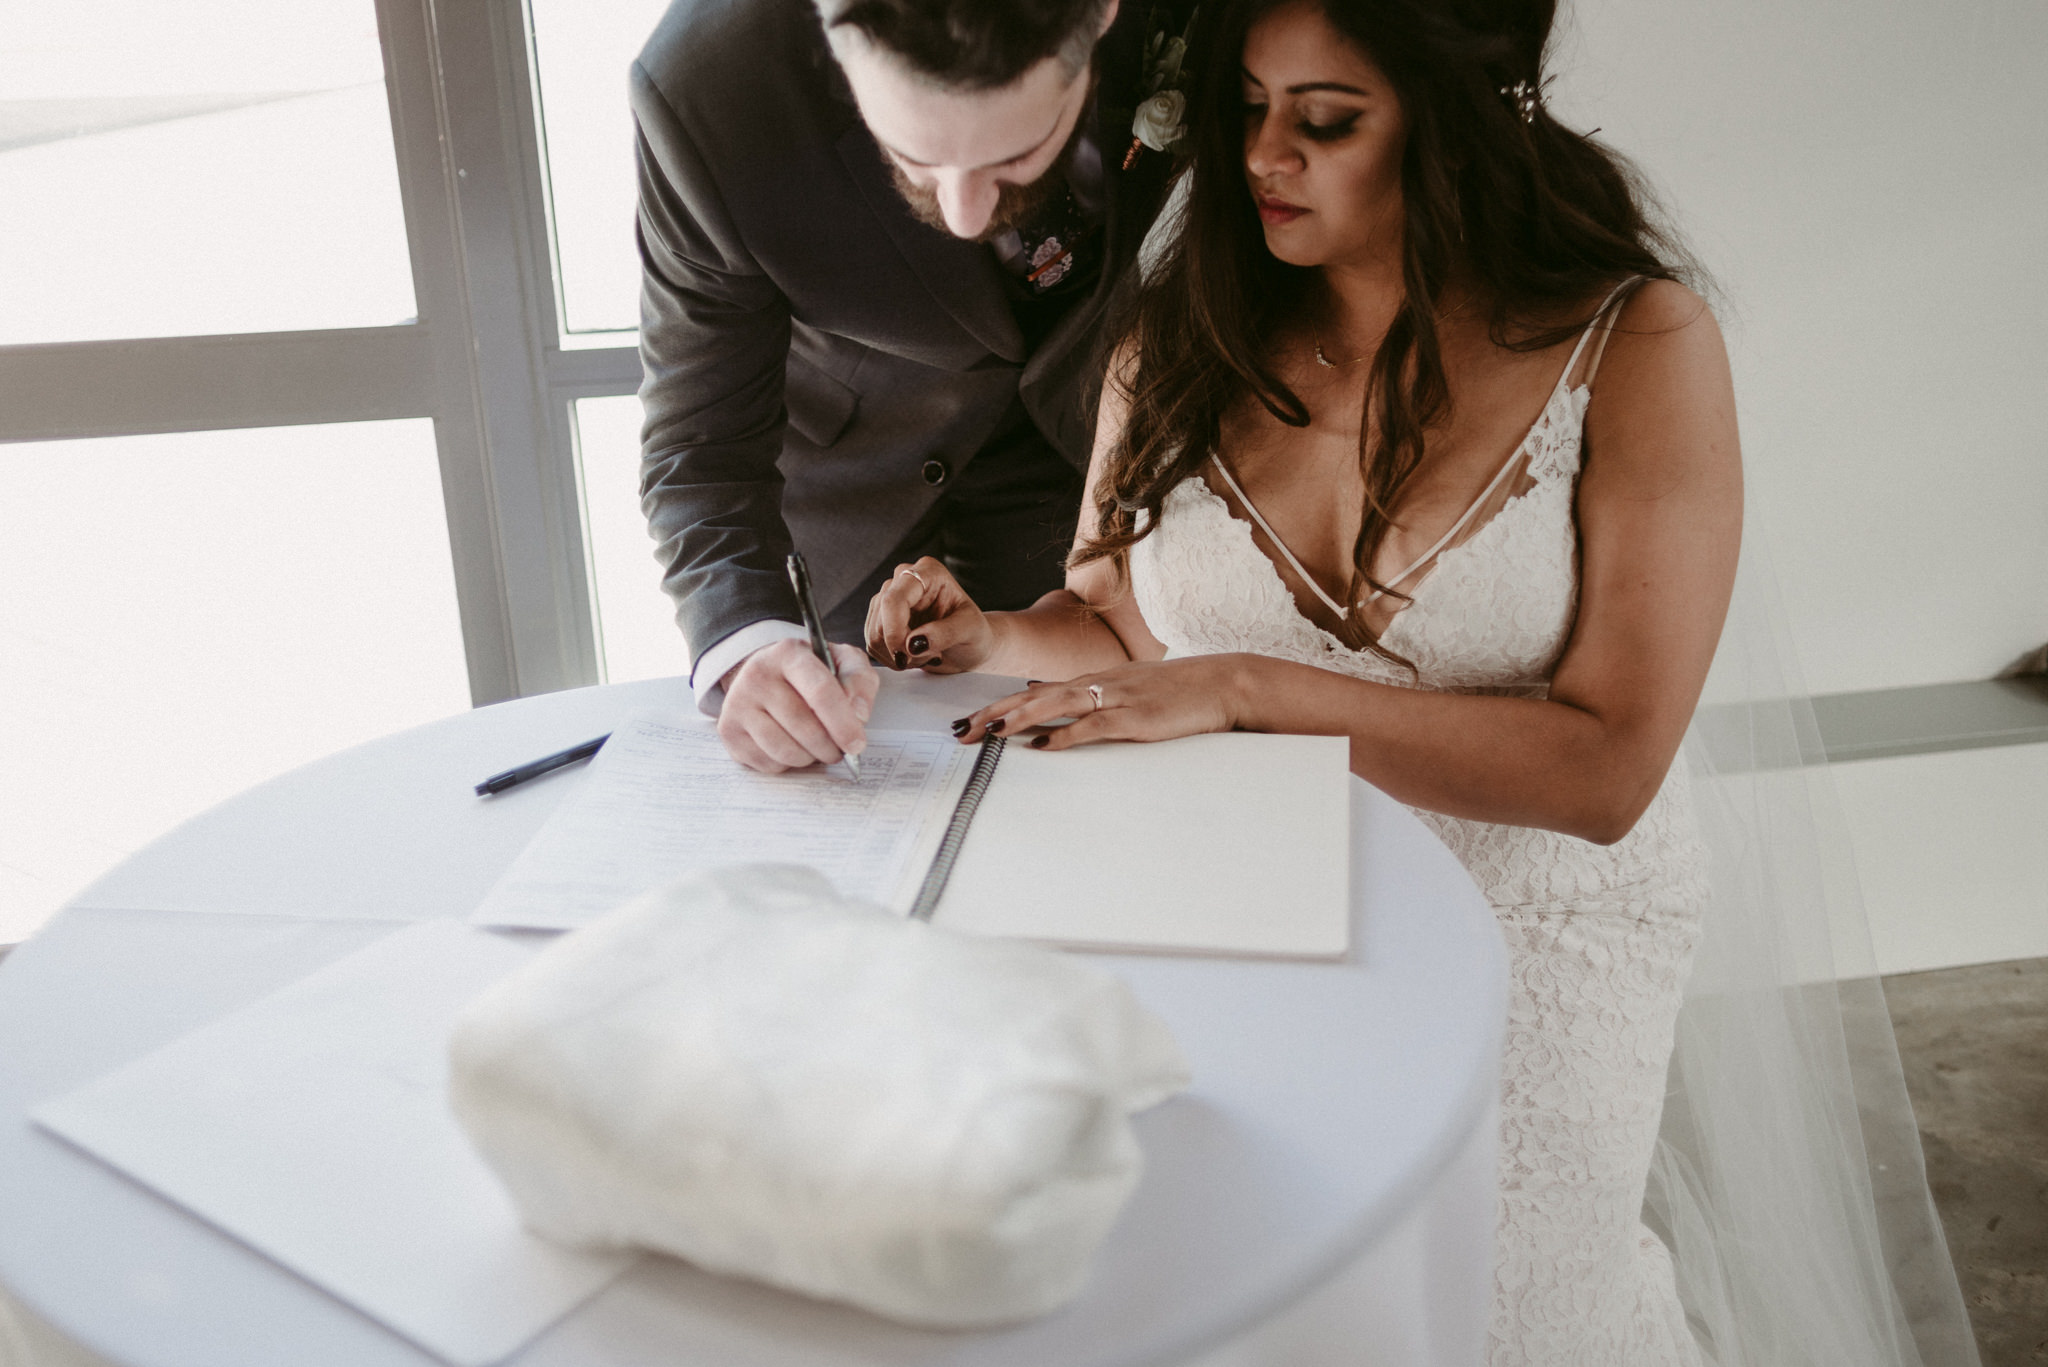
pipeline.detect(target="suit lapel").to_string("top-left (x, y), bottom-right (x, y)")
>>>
top-left (836, 126), bottom-right (1026, 364)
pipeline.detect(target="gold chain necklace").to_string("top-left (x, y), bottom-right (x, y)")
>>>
top-left (1312, 336), bottom-right (1369, 368)
top-left (1314, 294), bottom-right (1476, 369)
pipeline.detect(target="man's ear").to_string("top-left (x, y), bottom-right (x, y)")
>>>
top-left (1098, 0), bottom-right (1121, 38)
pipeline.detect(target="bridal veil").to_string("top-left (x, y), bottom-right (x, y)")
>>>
top-left (1663, 518), bottom-right (1981, 1366)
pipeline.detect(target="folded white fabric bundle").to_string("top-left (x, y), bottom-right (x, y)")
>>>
top-left (448, 863), bottom-right (1189, 1327)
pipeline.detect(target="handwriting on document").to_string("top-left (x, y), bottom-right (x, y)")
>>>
top-left (469, 718), bottom-right (975, 929)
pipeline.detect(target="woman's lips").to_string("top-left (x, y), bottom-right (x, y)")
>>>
top-left (1255, 194), bottom-right (1307, 225)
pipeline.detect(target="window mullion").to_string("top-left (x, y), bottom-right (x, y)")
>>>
top-left (0, 327), bottom-right (436, 443)
top-left (376, 0), bottom-right (599, 706)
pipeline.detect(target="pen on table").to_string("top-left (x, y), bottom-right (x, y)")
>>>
top-left (786, 551), bottom-right (864, 780)
top-left (473, 734), bottom-right (610, 797)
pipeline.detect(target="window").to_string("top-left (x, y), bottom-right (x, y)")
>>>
top-left (0, 0), bottom-right (415, 345)
top-left (528, 0), bottom-right (672, 336)
top-left (527, 1), bottom-right (680, 673)
top-left (0, 0), bottom-right (659, 938)
top-left (0, 422), bottom-right (469, 940)
top-left (575, 395), bottom-right (686, 684)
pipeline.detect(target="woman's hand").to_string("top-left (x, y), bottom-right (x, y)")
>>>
top-left (864, 557), bottom-right (995, 674)
top-left (954, 655), bottom-right (1253, 749)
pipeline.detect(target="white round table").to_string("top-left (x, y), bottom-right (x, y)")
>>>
top-left (0, 673), bottom-right (1506, 1367)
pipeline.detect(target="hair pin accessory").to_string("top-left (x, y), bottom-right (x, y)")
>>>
top-left (1500, 79), bottom-right (1539, 125)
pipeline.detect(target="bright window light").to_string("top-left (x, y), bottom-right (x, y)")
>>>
top-left (0, 0), bottom-right (416, 344)
top-left (0, 420), bottom-right (471, 942)
top-left (576, 395), bottom-right (691, 684)
top-left (528, 0), bottom-right (673, 336)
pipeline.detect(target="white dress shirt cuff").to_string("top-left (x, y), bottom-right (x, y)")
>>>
top-left (691, 620), bottom-right (809, 717)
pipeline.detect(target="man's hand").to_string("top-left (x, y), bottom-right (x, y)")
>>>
top-left (717, 638), bottom-right (880, 773)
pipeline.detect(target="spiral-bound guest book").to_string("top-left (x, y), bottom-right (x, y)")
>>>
top-left (471, 715), bottom-right (1350, 959)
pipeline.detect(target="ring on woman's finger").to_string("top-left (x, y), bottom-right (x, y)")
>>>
top-left (1086, 683), bottom-right (1105, 713)
top-left (896, 567), bottom-right (928, 590)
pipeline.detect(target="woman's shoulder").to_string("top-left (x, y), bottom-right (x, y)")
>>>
top-left (1579, 278), bottom-right (1739, 490)
top-left (1513, 276), bottom-right (1712, 352)
top-left (1587, 278), bottom-right (1728, 398)
top-left (1610, 277), bottom-right (1716, 338)
top-left (1481, 277), bottom-right (1711, 373)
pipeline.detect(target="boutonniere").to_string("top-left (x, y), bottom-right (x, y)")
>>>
top-left (1123, 6), bottom-right (1197, 170)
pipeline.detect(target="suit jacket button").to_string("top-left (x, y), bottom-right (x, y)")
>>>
top-left (922, 459), bottom-right (949, 486)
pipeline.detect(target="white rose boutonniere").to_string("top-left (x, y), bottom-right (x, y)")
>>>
top-left (1133, 89), bottom-right (1188, 153)
top-left (1123, 6), bottom-right (1198, 168)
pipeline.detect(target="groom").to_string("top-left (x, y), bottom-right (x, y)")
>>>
top-left (634, 0), bottom-right (1185, 770)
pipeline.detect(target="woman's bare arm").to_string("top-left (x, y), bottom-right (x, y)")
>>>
top-left (866, 342), bottom-right (1169, 679)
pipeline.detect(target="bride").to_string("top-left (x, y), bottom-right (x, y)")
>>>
top-left (858, 1), bottom-right (1975, 1364)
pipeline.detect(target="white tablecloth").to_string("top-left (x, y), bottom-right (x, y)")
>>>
top-left (0, 673), bottom-right (1506, 1367)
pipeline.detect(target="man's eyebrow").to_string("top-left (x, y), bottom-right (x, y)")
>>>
top-left (881, 110), bottom-right (1066, 171)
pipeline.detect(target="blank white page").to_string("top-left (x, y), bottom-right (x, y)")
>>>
top-left (934, 733), bottom-right (1352, 958)
top-left (32, 921), bottom-right (633, 1367)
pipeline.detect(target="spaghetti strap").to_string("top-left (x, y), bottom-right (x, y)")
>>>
top-left (1360, 444), bottom-right (1527, 604)
top-left (1205, 275), bottom-right (1647, 618)
top-left (1361, 276), bottom-right (1645, 604)
top-left (1208, 454), bottom-right (1354, 620)
top-left (1557, 276), bottom-right (1642, 395)
top-left (1572, 274), bottom-right (1638, 389)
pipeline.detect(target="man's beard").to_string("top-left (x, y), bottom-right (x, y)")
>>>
top-left (887, 112), bottom-right (1086, 243)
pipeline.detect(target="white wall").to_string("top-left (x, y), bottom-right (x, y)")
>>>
top-left (1832, 742), bottom-right (2048, 975)
top-left (1549, 1), bottom-right (2048, 972)
top-left (1551, 0), bottom-right (2048, 697)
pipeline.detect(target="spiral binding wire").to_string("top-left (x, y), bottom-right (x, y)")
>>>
top-left (908, 735), bottom-right (1007, 921)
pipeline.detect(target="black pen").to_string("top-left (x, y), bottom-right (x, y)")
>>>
top-left (787, 552), bottom-right (863, 780)
top-left (473, 733), bottom-right (610, 796)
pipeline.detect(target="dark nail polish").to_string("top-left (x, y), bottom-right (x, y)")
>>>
top-left (908, 635), bottom-right (929, 655)
top-left (1030, 734), bottom-right (1050, 748)
top-left (950, 718), bottom-right (971, 737)
top-left (986, 718), bottom-right (1005, 734)
top-left (894, 651), bottom-right (907, 670)
top-left (1027, 680), bottom-right (1043, 686)
top-left (921, 653), bottom-right (942, 667)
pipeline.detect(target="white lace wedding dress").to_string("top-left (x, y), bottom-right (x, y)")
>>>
top-left (1129, 292), bottom-right (1710, 1366)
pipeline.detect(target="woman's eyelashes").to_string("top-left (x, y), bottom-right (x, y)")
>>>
top-left (1241, 101), bottom-right (1361, 144)
top-left (1299, 114), bottom-right (1360, 142)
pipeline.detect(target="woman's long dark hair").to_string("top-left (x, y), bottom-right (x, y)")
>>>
top-left (1077, 0), bottom-right (1693, 656)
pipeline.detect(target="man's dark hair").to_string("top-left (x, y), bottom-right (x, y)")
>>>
top-left (819, 0), bottom-right (1113, 90)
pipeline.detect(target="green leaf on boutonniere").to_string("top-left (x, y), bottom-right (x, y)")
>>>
top-left (1130, 4), bottom-right (1197, 162)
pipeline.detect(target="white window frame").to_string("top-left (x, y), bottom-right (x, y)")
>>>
top-left (0, 0), bottom-right (642, 707)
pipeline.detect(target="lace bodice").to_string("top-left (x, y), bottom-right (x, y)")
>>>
top-left (1145, 381), bottom-right (1585, 694)
top-left (1129, 377), bottom-right (1707, 913)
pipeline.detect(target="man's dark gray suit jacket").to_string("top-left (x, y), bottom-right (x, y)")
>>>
top-left (632, 0), bottom-right (1179, 672)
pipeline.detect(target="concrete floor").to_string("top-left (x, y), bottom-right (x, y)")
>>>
top-left (1888, 957), bottom-right (2048, 1366)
